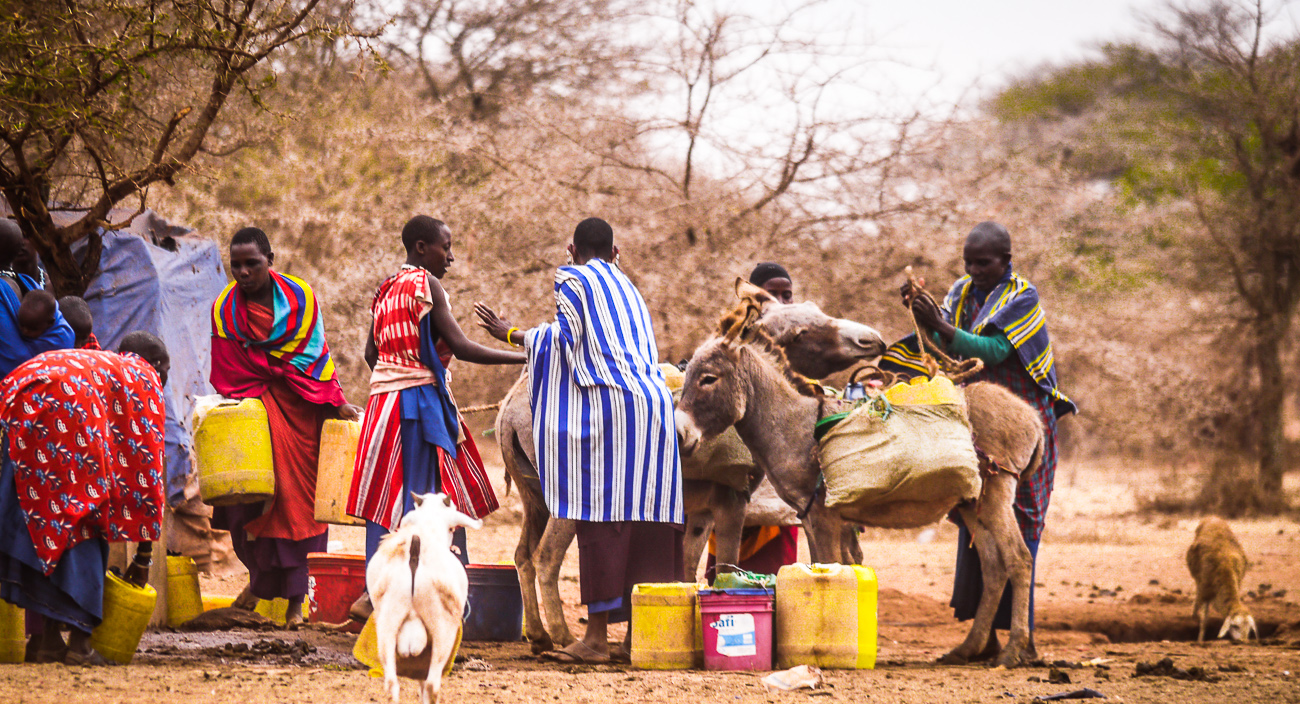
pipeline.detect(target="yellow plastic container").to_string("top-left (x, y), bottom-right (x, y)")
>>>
top-left (315, 419), bottom-right (363, 526)
top-left (89, 571), bottom-right (158, 665)
top-left (775, 563), bottom-right (877, 669)
top-left (165, 556), bottom-right (204, 628)
top-left (202, 595), bottom-right (235, 611)
top-left (254, 597), bottom-right (310, 625)
top-left (0, 601), bottom-right (25, 664)
top-left (660, 364), bottom-right (685, 391)
top-left (354, 614), bottom-right (461, 679)
top-left (630, 582), bottom-right (699, 670)
top-left (883, 375), bottom-right (963, 407)
top-left (194, 397), bottom-right (275, 506)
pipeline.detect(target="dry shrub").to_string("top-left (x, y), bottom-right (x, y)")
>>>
top-left (151, 69), bottom-right (1290, 481)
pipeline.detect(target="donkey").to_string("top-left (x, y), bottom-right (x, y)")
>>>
top-left (495, 286), bottom-right (885, 653)
top-left (674, 333), bottom-right (1045, 668)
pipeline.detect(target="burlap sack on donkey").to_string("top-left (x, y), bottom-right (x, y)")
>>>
top-left (818, 379), bottom-right (980, 528)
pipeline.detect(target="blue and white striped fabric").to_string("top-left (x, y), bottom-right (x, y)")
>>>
top-left (524, 259), bottom-right (683, 524)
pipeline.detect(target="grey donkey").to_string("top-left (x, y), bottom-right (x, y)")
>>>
top-left (674, 333), bottom-right (1046, 668)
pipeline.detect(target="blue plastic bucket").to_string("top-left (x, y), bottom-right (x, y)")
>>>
top-left (463, 564), bottom-right (523, 641)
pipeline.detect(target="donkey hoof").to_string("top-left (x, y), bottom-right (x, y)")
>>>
top-left (529, 635), bottom-right (554, 655)
top-left (937, 650), bottom-right (971, 665)
top-left (992, 648), bottom-right (1029, 669)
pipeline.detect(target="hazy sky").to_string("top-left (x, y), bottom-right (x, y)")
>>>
top-left (831, 0), bottom-right (1300, 104)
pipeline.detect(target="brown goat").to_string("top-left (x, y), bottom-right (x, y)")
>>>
top-left (1186, 516), bottom-right (1257, 643)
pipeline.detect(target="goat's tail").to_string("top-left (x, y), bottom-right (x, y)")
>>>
top-left (397, 534), bottom-right (428, 657)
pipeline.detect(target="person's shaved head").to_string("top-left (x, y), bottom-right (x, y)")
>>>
top-left (401, 215), bottom-right (449, 252)
top-left (119, 331), bottom-right (171, 388)
top-left (0, 220), bottom-right (24, 269)
top-left (17, 290), bottom-right (56, 339)
top-left (965, 221), bottom-right (1012, 256)
top-left (572, 217), bottom-right (614, 260)
top-left (58, 295), bottom-right (94, 348)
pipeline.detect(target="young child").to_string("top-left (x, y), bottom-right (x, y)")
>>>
top-left (56, 295), bottom-right (98, 349)
top-left (17, 289), bottom-right (57, 340)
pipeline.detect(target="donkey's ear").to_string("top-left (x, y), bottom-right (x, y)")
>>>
top-left (735, 278), bottom-right (776, 308)
top-left (722, 302), bottom-right (761, 342)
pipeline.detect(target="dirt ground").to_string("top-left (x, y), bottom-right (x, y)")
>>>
top-left (1, 457), bottom-right (1298, 704)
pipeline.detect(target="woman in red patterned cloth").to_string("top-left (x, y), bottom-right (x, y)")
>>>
top-left (346, 215), bottom-right (524, 621)
top-left (209, 227), bottom-right (361, 624)
top-left (0, 332), bottom-right (170, 665)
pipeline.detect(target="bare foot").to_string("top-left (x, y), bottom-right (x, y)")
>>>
top-left (541, 640), bottom-right (609, 664)
top-left (231, 584), bottom-right (258, 611)
top-left (348, 592), bottom-right (373, 622)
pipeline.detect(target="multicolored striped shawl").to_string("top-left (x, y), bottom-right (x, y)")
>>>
top-left (211, 270), bottom-right (337, 382)
top-left (881, 270), bottom-right (1077, 418)
top-left (525, 259), bottom-right (683, 524)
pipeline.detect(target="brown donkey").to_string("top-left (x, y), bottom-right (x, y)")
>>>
top-left (674, 335), bottom-right (1044, 667)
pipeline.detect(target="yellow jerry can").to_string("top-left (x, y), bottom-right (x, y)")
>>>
top-left (165, 555), bottom-right (204, 628)
top-left (630, 582), bottom-right (699, 670)
top-left (775, 563), bottom-right (877, 669)
top-left (193, 397), bottom-right (275, 506)
top-left (315, 418), bottom-right (363, 526)
top-left (89, 571), bottom-right (157, 665)
top-left (0, 601), bottom-right (25, 664)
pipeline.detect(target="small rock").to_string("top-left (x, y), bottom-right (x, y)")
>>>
top-left (1048, 668), bottom-right (1072, 684)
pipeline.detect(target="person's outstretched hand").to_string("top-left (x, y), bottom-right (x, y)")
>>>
top-left (474, 302), bottom-right (513, 343)
top-left (337, 403), bottom-right (363, 421)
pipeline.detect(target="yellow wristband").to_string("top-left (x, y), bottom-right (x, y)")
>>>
top-left (506, 327), bottom-right (522, 347)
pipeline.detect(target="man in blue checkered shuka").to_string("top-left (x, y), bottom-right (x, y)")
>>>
top-left (880, 221), bottom-right (1077, 660)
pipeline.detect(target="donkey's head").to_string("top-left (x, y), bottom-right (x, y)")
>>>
top-left (675, 338), bottom-right (748, 457)
top-left (676, 327), bottom-right (820, 457)
top-left (731, 279), bottom-right (886, 379)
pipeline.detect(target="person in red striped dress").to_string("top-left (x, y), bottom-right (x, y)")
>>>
top-left (346, 215), bottom-right (524, 621)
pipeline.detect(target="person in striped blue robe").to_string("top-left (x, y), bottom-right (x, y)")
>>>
top-left (477, 218), bottom-right (683, 664)
top-left (881, 221), bottom-right (1076, 661)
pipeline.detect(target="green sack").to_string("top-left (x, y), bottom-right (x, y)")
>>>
top-left (712, 569), bottom-right (777, 590)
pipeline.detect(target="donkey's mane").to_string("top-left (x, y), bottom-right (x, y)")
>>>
top-left (729, 327), bottom-right (823, 398)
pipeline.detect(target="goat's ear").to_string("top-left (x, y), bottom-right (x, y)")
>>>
top-left (411, 492), bottom-right (424, 508)
top-left (440, 493), bottom-right (453, 508)
top-left (450, 511), bottom-right (484, 531)
top-left (1217, 617), bottom-right (1234, 639)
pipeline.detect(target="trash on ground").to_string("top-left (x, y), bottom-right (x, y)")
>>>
top-left (1033, 688), bottom-right (1107, 701)
top-left (761, 664), bottom-right (824, 691)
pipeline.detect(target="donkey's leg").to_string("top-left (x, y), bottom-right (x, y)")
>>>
top-left (983, 476), bottom-right (1034, 668)
top-left (941, 505), bottom-right (1007, 664)
top-left (710, 488), bottom-right (748, 577)
top-left (683, 512), bottom-right (715, 583)
top-left (802, 496), bottom-right (843, 564)
top-left (842, 524), bottom-right (864, 565)
top-left (536, 518), bottom-right (578, 648)
top-left (515, 494), bottom-right (552, 653)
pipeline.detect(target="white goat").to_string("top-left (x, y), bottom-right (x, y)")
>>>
top-left (1185, 516), bottom-right (1257, 643)
top-left (368, 492), bottom-right (482, 704)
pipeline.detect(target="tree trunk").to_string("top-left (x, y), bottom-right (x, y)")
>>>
top-left (1253, 318), bottom-right (1289, 513)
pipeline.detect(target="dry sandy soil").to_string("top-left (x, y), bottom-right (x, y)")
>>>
top-left (1, 456), bottom-right (1298, 704)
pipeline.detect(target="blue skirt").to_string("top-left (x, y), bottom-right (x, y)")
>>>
top-left (0, 444), bottom-right (107, 633)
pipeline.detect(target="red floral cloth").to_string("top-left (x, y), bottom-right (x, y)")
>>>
top-left (0, 349), bottom-right (165, 574)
